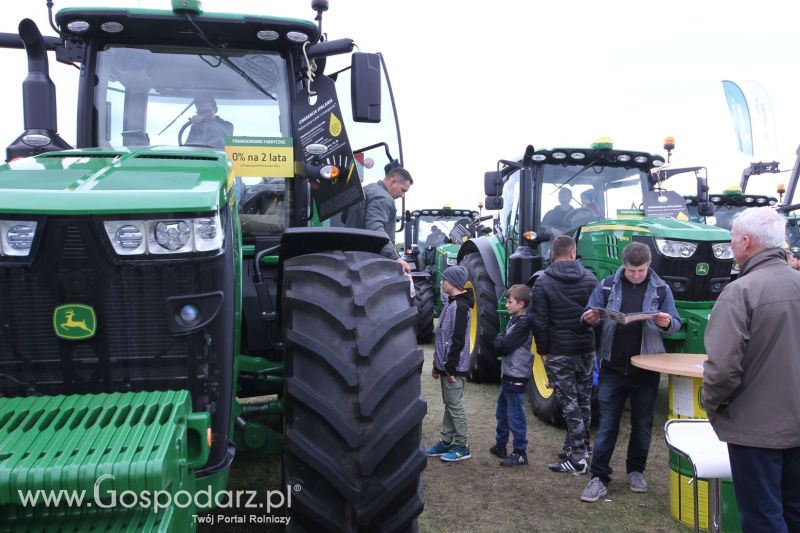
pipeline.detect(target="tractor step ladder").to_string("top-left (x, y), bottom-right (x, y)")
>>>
top-left (0, 390), bottom-right (209, 532)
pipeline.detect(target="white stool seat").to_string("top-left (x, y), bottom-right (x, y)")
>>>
top-left (664, 419), bottom-right (732, 533)
top-left (665, 420), bottom-right (731, 479)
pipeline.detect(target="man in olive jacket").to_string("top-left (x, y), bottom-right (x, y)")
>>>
top-left (703, 207), bottom-right (800, 533)
top-left (342, 166), bottom-right (413, 272)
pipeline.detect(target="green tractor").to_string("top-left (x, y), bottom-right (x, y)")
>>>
top-left (401, 207), bottom-right (492, 342)
top-left (459, 141), bottom-right (734, 426)
top-left (683, 161), bottom-right (782, 230)
top-left (0, 1), bottom-right (426, 530)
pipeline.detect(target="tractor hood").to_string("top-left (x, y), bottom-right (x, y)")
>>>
top-left (582, 217), bottom-right (731, 241)
top-left (0, 146), bottom-right (232, 214)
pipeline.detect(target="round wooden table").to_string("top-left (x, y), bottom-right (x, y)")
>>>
top-left (631, 353), bottom-right (707, 418)
top-left (631, 353), bottom-right (706, 377)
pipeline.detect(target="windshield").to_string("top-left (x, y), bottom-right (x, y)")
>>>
top-left (539, 164), bottom-right (647, 235)
top-left (95, 45), bottom-right (294, 237)
top-left (417, 215), bottom-right (471, 245)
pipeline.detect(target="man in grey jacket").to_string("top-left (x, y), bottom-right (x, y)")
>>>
top-left (342, 166), bottom-right (413, 272)
top-left (703, 207), bottom-right (800, 533)
top-left (579, 242), bottom-right (681, 502)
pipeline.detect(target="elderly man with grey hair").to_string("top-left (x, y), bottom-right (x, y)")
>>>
top-left (703, 206), bottom-right (800, 533)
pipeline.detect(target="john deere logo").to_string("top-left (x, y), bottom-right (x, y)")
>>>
top-left (695, 263), bottom-right (710, 276)
top-left (53, 304), bottom-right (97, 340)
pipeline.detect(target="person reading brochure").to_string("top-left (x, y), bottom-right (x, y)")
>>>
top-left (577, 242), bottom-right (681, 503)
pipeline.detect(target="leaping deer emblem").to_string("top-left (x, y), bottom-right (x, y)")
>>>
top-left (61, 309), bottom-right (93, 333)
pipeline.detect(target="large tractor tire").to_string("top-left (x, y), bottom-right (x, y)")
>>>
top-left (413, 276), bottom-right (435, 344)
top-left (526, 351), bottom-right (564, 427)
top-left (527, 352), bottom-right (600, 428)
top-left (282, 251), bottom-right (426, 531)
top-left (460, 252), bottom-right (501, 383)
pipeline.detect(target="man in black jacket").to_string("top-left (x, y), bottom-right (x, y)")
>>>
top-left (532, 235), bottom-right (598, 474)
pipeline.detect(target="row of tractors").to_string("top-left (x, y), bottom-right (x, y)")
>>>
top-left (408, 140), bottom-right (800, 428)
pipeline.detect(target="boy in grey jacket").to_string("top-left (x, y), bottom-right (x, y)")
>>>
top-left (489, 284), bottom-right (534, 467)
top-left (426, 266), bottom-right (473, 462)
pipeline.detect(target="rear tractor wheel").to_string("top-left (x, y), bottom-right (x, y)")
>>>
top-left (413, 276), bottom-right (435, 344)
top-left (460, 252), bottom-right (501, 383)
top-left (282, 251), bottom-right (426, 531)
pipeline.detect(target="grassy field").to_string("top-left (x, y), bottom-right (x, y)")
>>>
top-left (202, 344), bottom-right (690, 532)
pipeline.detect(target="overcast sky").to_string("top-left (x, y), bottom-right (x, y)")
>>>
top-left (2, 1), bottom-right (800, 210)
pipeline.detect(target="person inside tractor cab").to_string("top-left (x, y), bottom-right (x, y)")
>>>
top-left (425, 225), bottom-right (447, 249)
top-left (185, 95), bottom-right (234, 150)
top-left (542, 187), bottom-right (575, 236)
top-left (564, 189), bottom-right (601, 229)
top-left (423, 225), bottom-right (447, 266)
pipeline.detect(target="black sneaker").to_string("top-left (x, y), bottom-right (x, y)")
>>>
top-left (489, 443), bottom-right (508, 459)
top-left (548, 456), bottom-right (589, 475)
top-left (500, 451), bottom-right (528, 467)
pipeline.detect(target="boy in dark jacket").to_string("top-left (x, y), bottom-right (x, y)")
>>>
top-left (426, 266), bottom-right (473, 462)
top-left (531, 235), bottom-right (598, 474)
top-left (489, 284), bottom-right (534, 466)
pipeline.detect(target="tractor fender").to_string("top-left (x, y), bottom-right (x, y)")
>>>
top-left (279, 227), bottom-right (392, 263)
top-left (457, 237), bottom-right (505, 300)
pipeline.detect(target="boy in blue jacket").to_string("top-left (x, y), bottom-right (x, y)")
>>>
top-left (489, 284), bottom-right (534, 466)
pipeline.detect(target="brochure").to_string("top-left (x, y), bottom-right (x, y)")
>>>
top-left (591, 308), bottom-right (659, 326)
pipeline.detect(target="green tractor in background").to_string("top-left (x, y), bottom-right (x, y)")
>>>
top-left (683, 161), bottom-right (781, 231)
top-left (459, 141), bottom-right (734, 426)
top-left (0, 1), bottom-right (426, 530)
top-left (401, 207), bottom-right (492, 342)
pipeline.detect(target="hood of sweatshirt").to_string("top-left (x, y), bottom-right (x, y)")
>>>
top-left (544, 259), bottom-right (590, 283)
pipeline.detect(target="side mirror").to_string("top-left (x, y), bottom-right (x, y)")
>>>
top-left (484, 196), bottom-right (503, 210)
top-left (484, 170), bottom-right (503, 196)
top-left (351, 52), bottom-right (381, 123)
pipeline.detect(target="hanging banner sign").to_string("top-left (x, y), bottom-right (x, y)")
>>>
top-left (224, 136), bottom-right (294, 177)
top-left (643, 190), bottom-right (690, 220)
top-left (293, 75), bottom-right (364, 221)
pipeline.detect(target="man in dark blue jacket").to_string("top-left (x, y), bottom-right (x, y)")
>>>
top-left (531, 235), bottom-right (598, 474)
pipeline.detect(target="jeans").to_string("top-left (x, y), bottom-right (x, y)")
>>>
top-left (727, 443), bottom-right (800, 533)
top-left (440, 376), bottom-right (468, 446)
top-left (590, 366), bottom-right (660, 485)
top-left (495, 388), bottom-right (528, 452)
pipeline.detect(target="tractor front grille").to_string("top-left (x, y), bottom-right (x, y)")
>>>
top-left (635, 236), bottom-right (733, 301)
top-left (0, 217), bottom-right (231, 406)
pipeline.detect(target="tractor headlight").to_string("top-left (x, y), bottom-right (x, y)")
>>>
top-left (655, 238), bottom-right (697, 258)
top-left (103, 213), bottom-right (223, 256)
top-left (152, 220), bottom-right (192, 253)
top-left (0, 220), bottom-right (38, 256)
top-left (712, 242), bottom-right (734, 259)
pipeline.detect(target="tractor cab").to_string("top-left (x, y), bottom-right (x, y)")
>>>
top-left (402, 207), bottom-right (491, 342)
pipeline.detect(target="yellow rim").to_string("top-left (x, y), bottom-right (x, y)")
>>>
top-left (531, 339), bottom-right (553, 399)
top-left (466, 281), bottom-right (477, 352)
